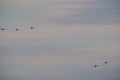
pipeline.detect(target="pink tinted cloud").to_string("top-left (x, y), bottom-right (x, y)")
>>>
top-left (1, 43), bottom-right (119, 66)
top-left (0, 24), bottom-right (120, 44)
top-left (6, 69), bottom-right (64, 78)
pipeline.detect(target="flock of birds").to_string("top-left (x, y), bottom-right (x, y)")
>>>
top-left (93, 61), bottom-right (109, 68)
top-left (0, 26), bottom-right (35, 32)
top-left (1, 26), bottom-right (109, 69)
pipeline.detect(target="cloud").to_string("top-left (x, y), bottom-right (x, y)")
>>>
top-left (0, 24), bottom-right (119, 43)
top-left (4, 69), bottom-right (64, 78)
top-left (50, 0), bottom-right (120, 25)
top-left (0, 0), bottom-right (119, 26)
top-left (1, 43), bottom-right (119, 65)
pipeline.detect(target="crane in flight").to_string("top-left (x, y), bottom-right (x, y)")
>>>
top-left (103, 61), bottom-right (109, 64)
top-left (93, 65), bottom-right (99, 68)
top-left (30, 26), bottom-right (34, 30)
top-left (15, 28), bottom-right (20, 31)
top-left (93, 61), bottom-right (109, 68)
top-left (0, 28), bottom-right (6, 32)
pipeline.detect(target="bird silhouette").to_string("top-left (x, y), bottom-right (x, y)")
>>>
top-left (30, 26), bottom-right (34, 30)
top-left (15, 28), bottom-right (20, 31)
top-left (103, 61), bottom-right (109, 64)
top-left (92, 60), bottom-right (109, 69)
top-left (0, 28), bottom-right (6, 32)
top-left (93, 65), bottom-right (99, 68)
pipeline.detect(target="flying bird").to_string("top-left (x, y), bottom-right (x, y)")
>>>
top-left (93, 65), bottom-right (99, 68)
top-left (30, 26), bottom-right (34, 30)
top-left (15, 28), bottom-right (20, 31)
top-left (103, 61), bottom-right (109, 64)
top-left (0, 28), bottom-right (6, 32)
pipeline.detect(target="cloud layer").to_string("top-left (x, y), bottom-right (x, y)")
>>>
top-left (0, 0), bottom-right (120, 80)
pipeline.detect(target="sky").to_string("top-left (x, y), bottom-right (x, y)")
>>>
top-left (0, 0), bottom-right (120, 80)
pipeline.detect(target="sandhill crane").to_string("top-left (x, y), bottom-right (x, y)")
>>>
top-left (30, 26), bottom-right (34, 30)
top-left (15, 28), bottom-right (20, 31)
top-left (0, 28), bottom-right (6, 32)
top-left (103, 61), bottom-right (109, 64)
top-left (93, 65), bottom-right (99, 68)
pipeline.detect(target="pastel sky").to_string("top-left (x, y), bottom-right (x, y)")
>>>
top-left (0, 0), bottom-right (120, 80)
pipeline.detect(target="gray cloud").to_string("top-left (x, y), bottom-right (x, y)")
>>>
top-left (51, 0), bottom-right (120, 25)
